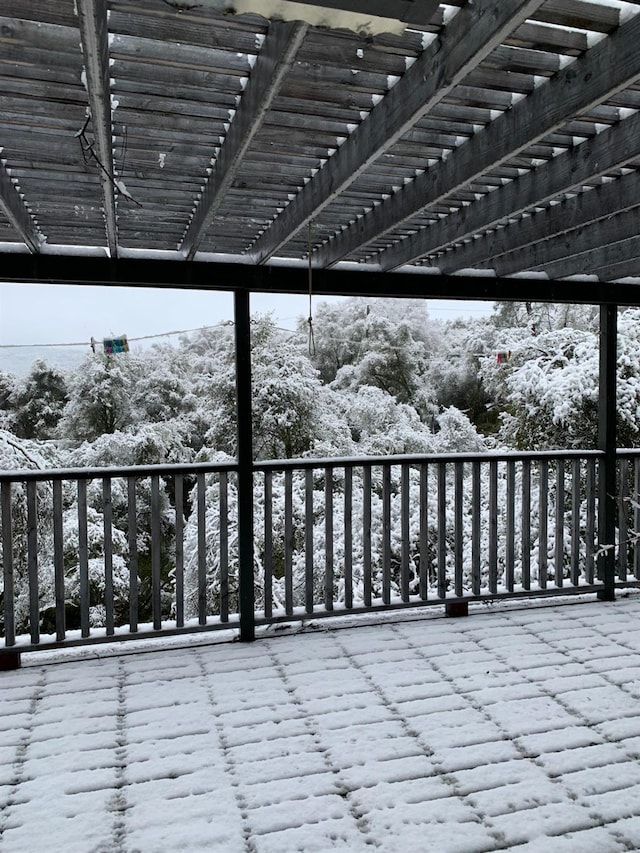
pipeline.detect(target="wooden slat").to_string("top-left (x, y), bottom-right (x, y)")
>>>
top-left (489, 460), bottom-right (498, 594)
top-left (0, 159), bottom-right (42, 252)
top-left (437, 462), bottom-right (446, 600)
top-left (151, 475), bottom-right (162, 629)
top-left (555, 460), bottom-right (565, 587)
top-left (127, 477), bottom-right (138, 632)
top-left (263, 472), bottom-right (273, 618)
top-left (53, 480), bottom-right (65, 641)
top-left (382, 464), bottom-right (391, 605)
top-left (102, 478), bottom-right (114, 635)
top-left (571, 459), bottom-right (581, 586)
top-left (1, 483), bottom-right (15, 646)
top-left (419, 462), bottom-right (428, 600)
top-left (251, 0), bottom-right (544, 264)
top-left (197, 472), bottom-right (207, 625)
top-left (77, 479), bottom-right (90, 638)
top-left (471, 461), bottom-right (481, 596)
top-left (586, 457), bottom-right (597, 585)
top-left (285, 470), bottom-right (293, 615)
top-left (363, 465), bottom-right (372, 607)
top-left (400, 463), bottom-right (410, 602)
top-left (506, 460), bottom-right (515, 593)
top-left (454, 461), bottom-right (464, 598)
top-left (27, 482), bottom-right (39, 644)
top-left (522, 459), bottom-right (531, 590)
top-left (324, 467), bottom-right (334, 611)
top-left (344, 466), bottom-right (353, 609)
top-left (539, 461), bottom-right (549, 589)
top-left (305, 468), bottom-right (314, 614)
top-left (219, 472), bottom-right (229, 621)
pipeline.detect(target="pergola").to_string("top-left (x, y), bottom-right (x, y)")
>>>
top-left (2, 0), bottom-right (640, 641)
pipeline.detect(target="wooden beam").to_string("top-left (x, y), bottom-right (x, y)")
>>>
top-left (249, 0), bottom-right (545, 265)
top-left (330, 8), bottom-right (640, 271)
top-left (76, 0), bottom-right (118, 258)
top-left (382, 110), bottom-right (640, 272)
top-left (536, 234), bottom-right (640, 281)
top-left (181, 21), bottom-right (307, 261)
top-left (0, 160), bottom-right (42, 253)
top-left (4, 253), bottom-right (640, 307)
top-left (436, 170), bottom-right (640, 274)
top-left (494, 207), bottom-right (640, 278)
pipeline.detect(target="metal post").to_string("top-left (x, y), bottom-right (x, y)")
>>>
top-left (598, 303), bottom-right (617, 601)
top-left (235, 289), bottom-right (255, 640)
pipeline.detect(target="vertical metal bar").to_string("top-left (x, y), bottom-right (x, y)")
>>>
top-left (598, 303), bottom-right (617, 600)
top-left (522, 458), bottom-right (531, 590)
top-left (344, 466), bottom-right (353, 609)
top-left (127, 477), bottom-right (138, 632)
top-left (571, 459), bottom-right (581, 586)
top-left (174, 474), bottom-right (184, 628)
top-left (263, 471), bottom-right (273, 619)
top-left (437, 462), bottom-right (446, 600)
top-left (471, 461), bottom-right (481, 596)
top-left (401, 464), bottom-right (410, 603)
top-left (586, 457), bottom-right (596, 584)
top-left (305, 468), bottom-right (314, 614)
top-left (382, 464), bottom-right (391, 605)
top-left (235, 288), bottom-right (255, 640)
top-left (77, 479), bottom-right (90, 638)
top-left (618, 458), bottom-right (629, 582)
top-left (103, 477), bottom-right (114, 636)
top-left (27, 481), bottom-right (39, 643)
top-left (505, 460), bottom-right (515, 592)
top-left (151, 475), bottom-right (162, 630)
top-left (197, 472), bottom-right (207, 625)
top-left (53, 480), bottom-right (65, 641)
top-left (419, 463), bottom-right (428, 600)
top-left (219, 471), bottom-right (229, 622)
top-left (635, 458), bottom-right (640, 581)
top-left (539, 461), bottom-right (548, 589)
top-left (325, 467), bottom-right (334, 611)
top-left (284, 469), bottom-right (293, 615)
top-left (489, 459), bottom-right (498, 594)
top-left (454, 461), bottom-right (463, 597)
top-left (555, 460), bottom-right (565, 587)
top-left (1, 482), bottom-right (15, 646)
top-left (363, 465), bottom-right (372, 607)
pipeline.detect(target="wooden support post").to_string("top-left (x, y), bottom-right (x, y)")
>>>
top-left (235, 289), bottom-right (256, 640)
top-left (0, 651), bottom-right (21, 670)
top-left (597, 304), bottom-right (617, 602)
top-left (446, 601), bottom-right (469, 618)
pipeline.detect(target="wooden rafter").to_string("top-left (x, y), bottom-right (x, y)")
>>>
top-left (284, 0), bottom-right (441, 28)
top-left (181, 20), bottom-right (308, 261)
top-left (0, 159), bottom-right (41, 252)
top-left (249, 0), bottom-right (545, 265)
top-left (76, 0), bottom-right (118, 258)
top-left (436, 169), bottom-right (640, 275)
top-left (380, 109), bottom-right (640, 272)
top-left (324, 6), bottom-right (640, 271)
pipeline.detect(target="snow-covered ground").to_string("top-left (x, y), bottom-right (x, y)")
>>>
top-left (3, 595), bottom-right (640, 852)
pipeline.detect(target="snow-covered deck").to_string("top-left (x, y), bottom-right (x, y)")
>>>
top-left (3, 596), bottom-right (640, 852)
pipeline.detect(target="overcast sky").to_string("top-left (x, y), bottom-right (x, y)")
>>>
top-left (0, 282), bottom-right (494, 348)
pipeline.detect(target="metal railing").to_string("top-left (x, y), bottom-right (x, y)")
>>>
top-left (1, 448), bottom-right (632, 659)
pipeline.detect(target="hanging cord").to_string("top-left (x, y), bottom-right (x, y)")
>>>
top-left (307, 221), bottom-right (316, 356)
top-left (76, 115), bottom-right (142, 207)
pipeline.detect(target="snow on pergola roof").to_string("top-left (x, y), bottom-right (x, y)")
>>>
top-left (3, 0), bottom-right (640, 298)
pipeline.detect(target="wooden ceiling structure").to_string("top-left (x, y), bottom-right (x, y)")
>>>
top-left (2, 0), bottom-right (640, 304)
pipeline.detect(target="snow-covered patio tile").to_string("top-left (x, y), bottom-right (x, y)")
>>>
top-left (3, 597), bottom-right (640, 851)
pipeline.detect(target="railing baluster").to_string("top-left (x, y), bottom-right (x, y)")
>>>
top-left (539, 461), bottom-right (548, 589)
top-left (555, 460), bottom-right (565, 587)
top-left (344, 466), bottom-right (353, 609)
top-left (506, 460), bottom-right (515, 592)
top-left (1, 482), bottom-right (15, 647)
top-left (382, 464), bottom-right (391, 605)
top-left (151, 475), bottom-right (162, 630)
top-left (363, 465), bottom-right (372, 607)
top-left (472, 461), bottom-right (480, 596)
top-left (489, 459), bottom-right (498, 594)
top-left (285, 469), bottom-right (293, 615)
top-left (571, 459), bottom-right (580, 586)
top-left (635, 458), bottom-right (640, 581)
top-left (522, 459), bottom-right (531, 590)
top-left (174, 474), bottom-right (184, 627)
top-left (585, 457), bottom-right (596, 584)
top-left (53, 480), bottom-right (65, 641)
top-left (455, 461), bottom-right (463, 597)
top-left (305, 468), bottom-right (314, 614)
top-left (437, 462), bottom-right (446, 600)
top-left (219, 472), bottom-right (229, 622)
top-left (419, 463), bottom-right (428, 600)
top-left (25, 482), bottom-right (40, 644)
top-left (197, 472), bottom-right (207, 625)
top-left (401, 464), bottom-right (410, 603)
top-left (263, 472), bottom-right (273, 619)
top-left (103, 478), bottom-right (114, 636)
top-left (77, 479), bottom-right (90, 638)
top-left (619, 458), bottom-right (629, 582)
top-left (325, 467), bottom-right (334, 611)
top-left (127, 477), bottom-right (138, 632)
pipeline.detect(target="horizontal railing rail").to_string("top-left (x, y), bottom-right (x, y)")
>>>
top-left (2, 448), bottom-right (632, 660)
